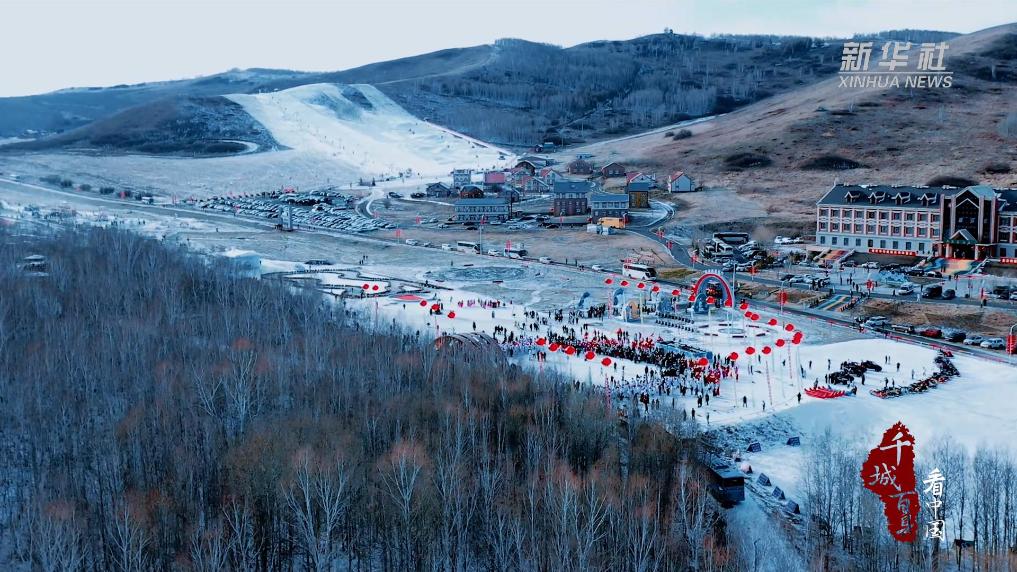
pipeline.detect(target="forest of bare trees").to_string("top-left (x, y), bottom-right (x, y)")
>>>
top-left (1, 226), bottom-right (752, 571)
top-left (383, 34), bottom-right (844, 146)
top-left (802, 430), bottom-right (1017, 571)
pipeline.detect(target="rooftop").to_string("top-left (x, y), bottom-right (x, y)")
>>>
top-left (455, 198), bottom-right (509, 207)
top-left (817, 184), bottom-right (1017, 211)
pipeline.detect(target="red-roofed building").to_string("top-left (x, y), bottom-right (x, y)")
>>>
top-left (666, 171), bottom-right (695, 193)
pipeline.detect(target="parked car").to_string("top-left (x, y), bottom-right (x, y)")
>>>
top-left (591, 264), bottom-right (604, 271)
top-left (922, 285), bottom-right (943, 298)
top-left (404, 239), bottom-right (419, 246)
top-left (487, 249), bottom-right (500, 256)
top-left (464, 225), bottom-right (478, 230)
top-left (864, 316), bottom-right (890, 328)
top-left (860, 262), bottom-right (880, 269)
top-left (895, 283), bottom-right (915, 295)
top-left (963, 334), bottom-right (985, 346)
top-left (941, 289), bottom-right (956, 300)
top-left (410, 192), bottom-right (425, 199)
top-left (980, 338), bottom-right (1006, 350)
top-left (441, 244), bottom-right (453, 251)
top-left (387, 192), bottom-right (402, 199)
top-left (539, 256), bottom-right (552, 264)
top-left (1010, 292), bottom-right (1017, 301)
top-left (889, 323), bottom-right (916, 334)
top-left (940, 328), bottom-right (966, 342)
top-left (919, 327), bottom-right (942, 338)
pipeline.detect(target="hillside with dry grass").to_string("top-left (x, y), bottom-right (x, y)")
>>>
top-left (576, 23), bottom-right (1017, 228)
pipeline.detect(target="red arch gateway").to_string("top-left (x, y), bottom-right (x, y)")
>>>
top-left (690, 272), bottom-right (735, 307)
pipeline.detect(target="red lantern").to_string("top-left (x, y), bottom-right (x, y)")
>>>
top-left (565, 345), bottom-right (576, 356)
top-left (762, 346), bottom-right (772, 355)
top-left (584, 351), bottom-right (596, 360)
top-left (791, 338), bottom-right (801, 345)
top-left (549, 343), bottom-right (560, 352)
top-left (371, 284), bottom-right (379, 291)
top-left (729, 352), bottom-right (739, 361)
top-left (431, 304), bottom-right (440, 311)
top-left (744, 311), bottom-right (752, 318)
top-left (768, 318), bottom-right (778, 326)
top-left (447, 311), bottom-right (456, 319)
top-left (784, 323), bottom-right (795, 332)
top-left (698, 357), bottom-right (709, 367)
top-left (689, 294), bottom-right (697, 302)
top-left (536, 337), bottom-right (546, 346)
top-left (706, 296), bottom-right (716, 304)
top-left (651, 285), bottom-right (660, 293)
top-left (362, 284), bottom-right (370, 290)
top-left (775, 338), bottom-right (786, 347)
top-left (637, 282), bottom-right (645, 289)
top-left (601, 357), bottom-right (612, 367)
top-left (739, 302), bottom-right (749, 311)
top-left (751, 313), bottom-right (760, 321)
top-left (419, 300), bottom-right (428, 307)
top-left (621, 280), bottom-right (630, 287)
top-left (746, 347), bottom-right (756, 355)
top-left (604, 278), bottom-right (613, 285)
top-left (671, 289), bottom-right (681, 296)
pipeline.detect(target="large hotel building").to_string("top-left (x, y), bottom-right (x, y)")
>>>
top-left (815, 184), bottom-right (1017, 260)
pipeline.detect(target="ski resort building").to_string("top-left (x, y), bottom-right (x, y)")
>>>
top-left (815, 184), bottom-right (1017, 260)
top-left (589, 193), bottom-right (629, 222)
top-left (552, 180), bottom-right (595, 216)
top-left (454, 198), bottom-right (511, 223)
top-left (452, 169), bottom-right (473, 189)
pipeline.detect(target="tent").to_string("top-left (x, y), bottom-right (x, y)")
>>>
top-left (757, 473), bottom-right (771, 486)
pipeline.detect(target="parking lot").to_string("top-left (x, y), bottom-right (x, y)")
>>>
top-left (195, 190), bottom-right (393, 233)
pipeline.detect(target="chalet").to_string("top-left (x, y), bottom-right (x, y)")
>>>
top-left (452, 169), bottom-right (473, 189)
top-left (538, 167), bottom-right (565, 185)
top-left (454, 198), bottom-right (511, 223)
top-left (520, 176), bottom-right (551, 193)
top-left (515, 155), bottom-right (552, 174)
top-left (459, 185), bottom-right (485, 199)
top-left (567, 158), bottom-right (594, 175)
top-left (508, 167), bottom-right (531, 184)
top-left (589, 193), bottom-right (629, 223)
top-left (552, 180), bottom-right (594, 216)
top-left (425, 182), bottom-right (453, 197)
top-left (601, 162), bottom-right (627, 178)
top-left (666, 171), bottom-right (695, 193)
top-left (625, 172), bottom-right (655, 192)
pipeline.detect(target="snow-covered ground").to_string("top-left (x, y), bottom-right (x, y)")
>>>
top-left (228, 83), bottom-right (512, 180)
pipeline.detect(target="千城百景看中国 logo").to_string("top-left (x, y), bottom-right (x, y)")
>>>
top-left (839, 41), bottom-right (952, 89)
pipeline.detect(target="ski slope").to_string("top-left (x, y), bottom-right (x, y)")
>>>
top-left (228, 83), bottom-right (512, 179)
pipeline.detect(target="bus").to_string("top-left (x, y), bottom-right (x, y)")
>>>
top-left (708, 465), bottom-right (746, 507)
top-left (622, 262), bottom-right (657, 280)
top-left (456, 241), bottom-right (480, 253)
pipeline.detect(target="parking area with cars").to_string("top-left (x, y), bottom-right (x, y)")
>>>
top-left (195, 190), bottom-right (393, 233)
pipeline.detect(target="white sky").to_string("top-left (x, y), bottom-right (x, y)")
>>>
top-left (2, 0), bottom-right (1013, 97)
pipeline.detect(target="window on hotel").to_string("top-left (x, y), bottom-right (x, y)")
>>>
top-left (892, 241), bottom-right (899, 249)
top-left (820, 208), bottom-right (829, 217)
top-left (820, 236), bottom-right (826, 244)
top-left (917, 213), bottom-right (927, 222)
top-left (891, 212), bottom-right (901, 220)
top-left (832, 237), bottom-right (838, 245)
top-left (918, 243), bottom-right (925, 253)
top-left (931, 214), bottom-right (940, 223)
top-left (880, 240), bottom-right (886, 248)
top-left (905, 212), bottom-right (915, 221)
top-left (905, 242), bottom-right (912, 250)
top-left (855, 238), bottom-right (862, 247)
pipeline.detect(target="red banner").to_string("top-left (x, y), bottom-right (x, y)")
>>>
top-left (861, 422), bottom-right (919, 542)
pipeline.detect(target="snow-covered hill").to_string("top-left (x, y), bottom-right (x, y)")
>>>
top-left (227, 83), bottom-right (512, 179)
